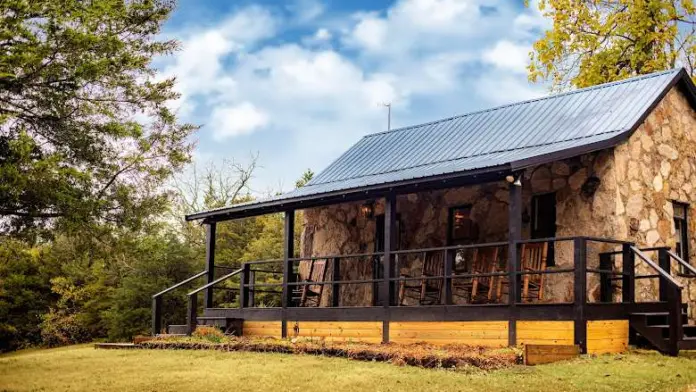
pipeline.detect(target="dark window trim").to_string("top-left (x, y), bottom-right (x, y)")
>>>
top-left (447, 204), bottom-right (474, 246)
top-left (673, 201), bottom-right (690, 273)
top-left (531, 192), bottom-right (557, 267)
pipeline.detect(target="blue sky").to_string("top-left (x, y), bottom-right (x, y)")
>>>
top-left (158, 0), bottom-right (550, 195)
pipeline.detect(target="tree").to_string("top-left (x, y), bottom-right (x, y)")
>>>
top-left (295, 169), bottom-right (314, 188)
top-left (0, 0), bottom-right (196, 235)
top-left (528, 0), bottom-right (696, 89)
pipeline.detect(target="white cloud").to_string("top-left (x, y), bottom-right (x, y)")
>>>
top-left (210, 102), bottom-right (269, 139)
top-left (482, 40), bottom-right (531, 74)
top-left (165, 0), bottom-right (551, 192)
top-left (287, 0), bottom-right (325, 23)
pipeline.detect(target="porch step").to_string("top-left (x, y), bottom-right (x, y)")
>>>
top-left (629, 312), bottom-right (688, 326)
top-left (629, 306), bottom-right (692, 356)
top-left (165, 317), bottom-right (244, 336)
top-left (679, 337), bottom-right (696, 350)
top-left (648, 325), bottom-right (696, 338)
top-left (167, 324), bottom-right (188, 335)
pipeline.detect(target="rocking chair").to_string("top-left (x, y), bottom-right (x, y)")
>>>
top-left (452, 247), bottom-right (499, 303)
top-left (398, 251), bottom-right (444, 305)
top-left (496, 243), bottom-right (548, 303)
top-left (292, 259), bottom-right (328, 307)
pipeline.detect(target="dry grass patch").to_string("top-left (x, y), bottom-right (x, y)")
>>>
top-left (140, 332), bottom-right (520, 370)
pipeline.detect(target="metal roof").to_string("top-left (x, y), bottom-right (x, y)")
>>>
top-left (188, 68), bottom-right (696, 221)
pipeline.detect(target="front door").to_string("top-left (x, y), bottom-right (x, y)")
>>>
top-left (531, 192), bottom-right (556, 266)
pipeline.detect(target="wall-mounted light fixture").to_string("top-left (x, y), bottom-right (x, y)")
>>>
top-left (360, 201), bottom-right (375, 218)
top-left (581, 176), bottom-right (601, 199)
top-left (505, 173), bottom-right (522, 186)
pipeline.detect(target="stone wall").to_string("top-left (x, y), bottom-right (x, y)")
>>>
top-left (613, 86), bottom-right (696, 317)
top-left (300, 150), bottom-right (622, 306)
top-left (299, 85), bottom-right (696, 311)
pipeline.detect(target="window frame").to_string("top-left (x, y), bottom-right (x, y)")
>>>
top-left (673, 201), bottom-right (690, 274)
top-left (447, 205), bottom-right (477, 245)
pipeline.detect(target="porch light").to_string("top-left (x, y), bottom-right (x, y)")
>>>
top-left (360, 201), bottom-right (374, 218)
top-left (506, 174), bottom-right (522, 186)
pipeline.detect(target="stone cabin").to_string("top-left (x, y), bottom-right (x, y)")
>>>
top-left (288, 69), bottom-right (696, 315)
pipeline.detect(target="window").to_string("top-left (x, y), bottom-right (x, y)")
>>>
top-left (448, 205), bottom-right (479, 245)
top-left (673, 202), bottom-right (690, 270)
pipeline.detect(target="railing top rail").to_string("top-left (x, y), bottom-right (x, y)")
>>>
top-left (392, 241), bottom-right (509, 255)
top-left (631, 246), bottom-right (683, 289)
top-left (515, 236), bottom-right (632, 245)
top-left (245, 259), bottom-right (283, 265)
top-left (289, 252), bottom-right (381, 261)
top-left (667, 250), bottom-right (696, 276)
top-left (188, 268), bottom-right (243, 296)
top-left (152, 270), bottom-right (207, 298)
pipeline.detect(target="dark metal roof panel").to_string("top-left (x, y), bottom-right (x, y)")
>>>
top-left (188, 68), bottom-right (690, 221)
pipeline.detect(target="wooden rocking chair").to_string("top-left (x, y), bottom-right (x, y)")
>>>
top-left (292, 259), bottom-right (328, 307)
top-left (452, 247), bottom-right (499, 303)
top-left (398, 251), bottom-right (444, 305)
top-left (495, 243), bottom-right (549, 303)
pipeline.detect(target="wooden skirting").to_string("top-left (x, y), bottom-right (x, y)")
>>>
top-left (389, 321), bottom-right (508, 347)
top-left (289, 321), bottom-right (383, 343)
top-left (586, 320), bottom-right (628, 354)
top-left (243, 321), bottom-right (282, 339)
top-left (240, 319), bottom-right (628, 353)
top-left (517, 321), bottom-right (574, 346)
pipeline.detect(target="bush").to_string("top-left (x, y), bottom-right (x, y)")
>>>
top-left (192, 326), bottom-right (226, 343)
top-left (39, 310), bottom-right (92, 347)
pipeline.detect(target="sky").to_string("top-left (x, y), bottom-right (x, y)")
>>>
top-left (158, 0), bottom-right (551, 195)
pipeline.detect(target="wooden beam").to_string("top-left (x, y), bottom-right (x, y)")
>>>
top-left (281, 210), bottom-right (295, 338)
top-left (622, 244), bottom-right (635, 303)
top-left (382, 193), bottom-right (397, 343)
top-left (204, 222), bottom-right (217, 308)
top-left (573, 237), bottom-right (588, 353)
top-left (508, 181), bottom-right (522, 346)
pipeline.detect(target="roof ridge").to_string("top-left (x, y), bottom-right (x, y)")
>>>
top-left (307, 127), bottom-right (625, 187)
top-left (363, 68), bottom-right (682, 139)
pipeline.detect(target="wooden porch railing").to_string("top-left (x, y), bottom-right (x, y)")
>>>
top-left (154, 236), bottom-right (696, 355)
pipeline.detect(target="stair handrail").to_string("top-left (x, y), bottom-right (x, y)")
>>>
top-left (153, 270), bottom-right (208, 298)
top-left (186, 267), bottom-right (244, 335)
top-left (631, 247), bottom-right (683, 289)
top-left (631, 246), bottom-right (683, 355)
top-left (666, 250), bottom-right (696, 276)
top-left (151, 270), bottom-right (208, 335)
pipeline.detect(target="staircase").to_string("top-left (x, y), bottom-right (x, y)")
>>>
top-left (629, 304), bottom-right (696, 355)
top-left (164, 316), bottom-right (244, 336)
top-left (627, 247), bottom-right (696, 356)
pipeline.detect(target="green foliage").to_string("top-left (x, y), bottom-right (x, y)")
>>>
top-left (0, 239), bottom-right (56, 351)
top-left (0, 0), bottom-right (196, 235)
top-left (528, 0), bottom-right (696, 89)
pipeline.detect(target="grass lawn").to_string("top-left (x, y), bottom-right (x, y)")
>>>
top-left (1, 345), bottom-right (696, 391)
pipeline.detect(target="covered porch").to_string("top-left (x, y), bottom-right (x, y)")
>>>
top-left (152, 166), bottom-right (692, 355)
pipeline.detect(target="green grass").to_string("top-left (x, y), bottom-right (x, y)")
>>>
top-left (1, 345), bottom-right (696, 391)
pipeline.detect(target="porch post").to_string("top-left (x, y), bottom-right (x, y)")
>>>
top-left (281, 210), bottom-right (295, 338)
top-left (507, 180), bottom-right (522, 347)
top-left (382, 193), bottom-right (397, 343)
top-left (204, 222), bottom-right (216, 308)
top-left (573, 237), bottom-right (588, 353)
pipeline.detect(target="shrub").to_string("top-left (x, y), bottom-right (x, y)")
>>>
top-left (192, 326), bottom-right (226, 343)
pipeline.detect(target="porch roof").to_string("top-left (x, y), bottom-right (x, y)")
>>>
top-left (188, 68), bottom-right (696, 222)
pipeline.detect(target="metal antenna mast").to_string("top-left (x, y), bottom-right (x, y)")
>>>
top-left (382, 102), bottom-right (391, 131)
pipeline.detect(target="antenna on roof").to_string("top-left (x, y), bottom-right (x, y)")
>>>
top-left (382, 102), bottom-right (391, 131)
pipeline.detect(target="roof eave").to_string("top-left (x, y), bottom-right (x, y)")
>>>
top-left (513, 68), bottom-right (696, 170)
top-left (185, 164), bottom-right (512, 222)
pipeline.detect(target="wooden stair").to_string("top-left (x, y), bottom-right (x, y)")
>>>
top-left (629, 304), bottom-right (693, 355)
top-left (166, 317), bottom-right (243, 336)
